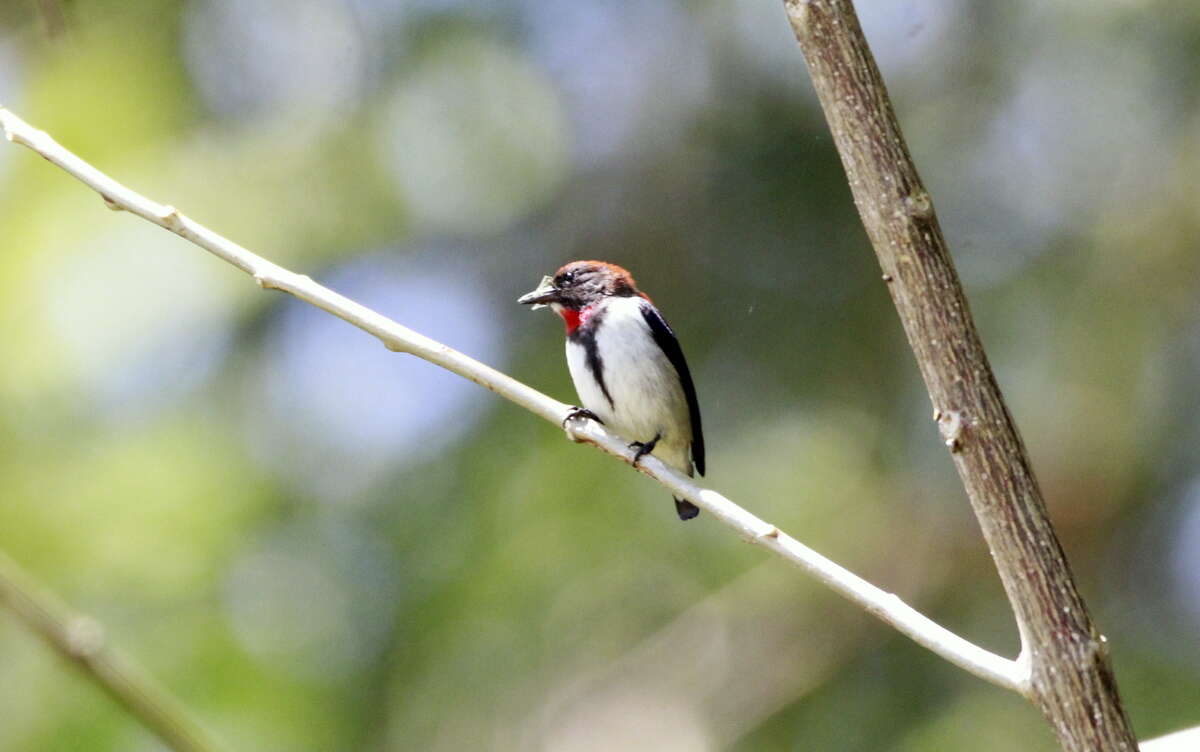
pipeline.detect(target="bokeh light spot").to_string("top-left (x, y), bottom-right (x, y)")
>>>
top-left (245, 249), bottom-right (505, 503)
top-left (380, 34), bottom-right (568, 234)
top-left (183, 0), bottom-right (366, 126)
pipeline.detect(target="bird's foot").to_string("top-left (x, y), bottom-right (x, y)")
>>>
top-left (562, 406), bottom-right (604, 431)
top-left (629, 433), bottom-right (661, 467)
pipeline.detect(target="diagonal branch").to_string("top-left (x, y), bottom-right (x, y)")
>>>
top-left (782, 1), bottom-right (1137, 750)
top-left (0, 550), bottom-right (228, 752)
top-left (0, 105), bottom-right (1028, 694)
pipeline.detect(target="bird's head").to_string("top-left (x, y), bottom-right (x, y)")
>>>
top-left (518, 261), bottom-right (640, 313)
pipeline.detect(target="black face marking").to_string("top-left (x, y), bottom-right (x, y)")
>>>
top-left (568, 305), bottom-right (614, 410)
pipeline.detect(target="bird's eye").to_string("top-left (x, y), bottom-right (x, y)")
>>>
top-left (561, 271), bottom-right (576, 285)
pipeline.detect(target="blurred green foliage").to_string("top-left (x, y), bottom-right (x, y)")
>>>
top-left (1, 0), bottom-right (1198, 750)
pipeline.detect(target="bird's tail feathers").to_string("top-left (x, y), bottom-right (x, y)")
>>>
top-left (674, 498), bottom-right (700, 520)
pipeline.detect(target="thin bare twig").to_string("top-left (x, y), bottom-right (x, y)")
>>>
top-left (0, 105), bottom-right (1027, 693)
top-left (1141, 727), bottom-right (1200, 752)
top-left (0, 550), bottom-right (228, 752)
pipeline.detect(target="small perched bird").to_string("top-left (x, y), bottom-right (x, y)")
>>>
top-left (518, 261), bottom-right (705, 520)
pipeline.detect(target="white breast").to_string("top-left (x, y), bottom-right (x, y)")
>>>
top-left (565, 296), bottom-right (692, 470)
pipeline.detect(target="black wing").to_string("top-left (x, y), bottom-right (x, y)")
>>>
top-left (640, 301), bottom-right (705, 476)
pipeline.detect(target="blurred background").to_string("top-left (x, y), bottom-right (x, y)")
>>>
top-left (0, 0), bottom-right (1198, 750)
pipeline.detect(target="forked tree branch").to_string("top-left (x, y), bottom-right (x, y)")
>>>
top-left (0, 550), bottom-right (227, 752)
top-left (783, 1), bottom-right (1138, 750)
top-left (0, 106), bottom-right (1028, 697)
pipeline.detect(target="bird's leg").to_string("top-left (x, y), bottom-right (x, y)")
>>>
top-left (562, 406), bottom-right (604, 430)
top-left (629, 433), bottom-right (661, 466)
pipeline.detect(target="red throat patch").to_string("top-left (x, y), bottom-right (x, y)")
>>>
top-left (560, 308), bottom-right (582, 334)
top-left (559, 304), bottom-right (599, 335)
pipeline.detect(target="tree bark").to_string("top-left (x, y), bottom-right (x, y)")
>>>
top-left (782, 2), bottom-right (1137, 750)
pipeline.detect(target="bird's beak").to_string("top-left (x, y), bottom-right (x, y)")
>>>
top-left (517, 275), bottom-right (559, 310)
